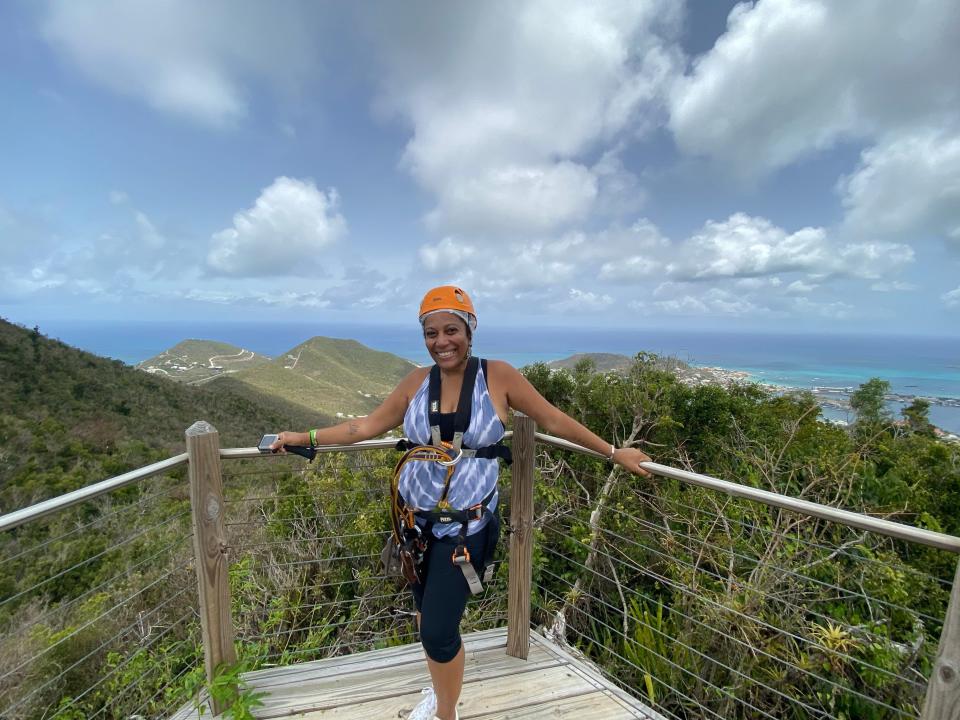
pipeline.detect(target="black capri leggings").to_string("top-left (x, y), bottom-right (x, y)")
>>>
top-left (410, 518), bottom-right (498, 663)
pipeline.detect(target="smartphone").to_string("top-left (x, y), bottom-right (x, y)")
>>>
top-left (258, 434), bottom-right (279, 453)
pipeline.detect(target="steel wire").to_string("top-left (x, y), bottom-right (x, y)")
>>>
top-left (0, 571), bottom-right (196, 680)
top-left (4, 583), bottom-right (195, 715)
top-left (232, 530), bottom-right (386, 550)
top-left (539, 526), bottom-right (922, 689)
top-left (625, 483), bottom-right (953, 589)
top-left (531, 594), bottom-right (730, 720)
top-left (1, 533), bottom-right (193, 641)
top-left (120, 653), bottom-right (200, 720)
top-left (597, 517), bottom-right (934, 646)
top-left (537, 563), bottom-right (910, 717)
top-left (535, 585), bottom-right (811, 720)
top-left (543, 513), bottom-right (931, 651)
top-left (0, 512), bottom-right (192, 610)
top-left (564, 492), bottom-right (945, 625)
top-left (0, 484), bottom-right (182, 568)
top-left (66, 609), bottom-right (197, 712)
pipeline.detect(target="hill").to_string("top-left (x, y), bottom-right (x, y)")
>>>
top-left (545, 352), bottom-right (633, 373)
top-left (216, 336), bottom-right (418, 418)
top-left (0, 318), bottom-right (325, 507)
top-left (137, 339), bottom-right (271, 384)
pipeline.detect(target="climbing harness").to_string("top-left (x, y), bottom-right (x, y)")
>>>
top-left (385, 357), bottom-right (511, 595)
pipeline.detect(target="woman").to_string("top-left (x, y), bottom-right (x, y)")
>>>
top-left (272, 285), bottom-right (652, 720)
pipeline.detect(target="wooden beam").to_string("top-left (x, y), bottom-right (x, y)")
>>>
top-left (922, 556), bottom-right (960, 720)
top-left (186, 420), bottom-right (237, 716)
top-left (507, 413), bottom-right (536, 659)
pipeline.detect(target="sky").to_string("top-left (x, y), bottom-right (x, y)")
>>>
top-left (0, 0), bottom-right (958, 336)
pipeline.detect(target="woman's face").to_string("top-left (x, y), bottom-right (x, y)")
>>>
top-left (422, 312), bottom-right (470, 369)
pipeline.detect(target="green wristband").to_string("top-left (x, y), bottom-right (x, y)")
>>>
top-left (309, 429), bottom-right (317, 447)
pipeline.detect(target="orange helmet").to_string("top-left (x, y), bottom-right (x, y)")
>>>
top-left (419, 285), bottom-right (477, 330)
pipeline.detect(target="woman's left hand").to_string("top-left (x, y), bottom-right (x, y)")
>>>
top-left (612, 447), bottom-right (653, 478)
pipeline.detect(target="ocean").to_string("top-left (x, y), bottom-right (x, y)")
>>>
top-left (30, 320), bottom-right (960, 434)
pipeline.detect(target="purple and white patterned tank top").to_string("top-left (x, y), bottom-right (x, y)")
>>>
top-left (400, 362), bottom-right (505, 538)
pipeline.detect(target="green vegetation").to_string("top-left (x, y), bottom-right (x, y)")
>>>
top-left (137, 339), bottom-right (272, 385)
top-left (2, 336), bottom-right (958, 719)
top-left (525, 355), bottom-right (959, 718)
top-left (216, 336), bottom-right (417, 418)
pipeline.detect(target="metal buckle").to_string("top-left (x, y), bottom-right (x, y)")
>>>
top-left (451, 545), bottom-right (471, 565)
top-left (436, 444), bottom-right (463, 467)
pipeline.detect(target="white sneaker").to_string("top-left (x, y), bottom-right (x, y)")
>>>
top-left (406, 687), bottom-right (436, 720)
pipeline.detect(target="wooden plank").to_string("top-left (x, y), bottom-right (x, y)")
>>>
top-left (294, 664), bottom-right (599, 719)
top-left (467, 690), bottom-right (652, 719)
top-left (244, 627), bottom-right (510, 685)
top-left (253, 643), bottom-right (560, 717)
top-left (507, 414), bottom-right (536, 659)
top-left (186, 420), bottom-right (237, 717)
top-left (529, 630), bottom-right (667, 719)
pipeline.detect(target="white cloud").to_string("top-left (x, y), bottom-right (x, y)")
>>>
top-left (870, 281), bottom-right (916, 293)
top-left (943, 287), bottom-right (960, 308)
top-left (109, 190), bottom-right (128, 205)
top-left (372, 0), bottom-right (683, 235)
top-left (666, 213), bottom-right (913, 281)
top-left (207, 177), bottom-right (346, 277)
top-left (791, 297), bottom-right (854, 320)
top-left (552, 288), bottom-right (614, 313)
top-left (669, 0), bottom-right (960, 177)
top-left (599, 256), bottom-right (660, 281)
top-left (423, 161), bottom-right (598, 235)
top-left (419, 237), bottom-right (478, 271)
top-left (42, 1), bottom-right (318, 127)
top-left (786, 280), bottom-right (816, 294)
top-left (839, 130), bottom-right (960, 242)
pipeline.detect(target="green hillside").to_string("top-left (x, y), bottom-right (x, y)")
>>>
top-left (137, 339), bottom-right (272, 384)
top-left (218, 336), bottom-right (418, 418)
top-left (0, 318), bottom-right (324, 507)
top-left (545, 352), bottom-right (633, 373)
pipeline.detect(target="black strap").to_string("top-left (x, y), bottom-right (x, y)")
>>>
top-left (399, 487), bottom-right (498, 527)
top-left (428, 356), bottom-right (480, 446)
top-left (393, 438), bottom-right (511, 465)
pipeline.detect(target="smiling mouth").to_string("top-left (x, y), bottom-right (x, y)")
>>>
top-left (436, 350), bottom-right (457, 359)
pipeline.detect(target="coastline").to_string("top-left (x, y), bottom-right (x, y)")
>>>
top-left (683, 364), bottom-right (960, 441)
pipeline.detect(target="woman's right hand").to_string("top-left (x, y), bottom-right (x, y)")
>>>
top-left (271, 432), bottom-right (291, 452)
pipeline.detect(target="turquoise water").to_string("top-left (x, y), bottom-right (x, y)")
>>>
top-left (28, 320), bottom-right (960, 433)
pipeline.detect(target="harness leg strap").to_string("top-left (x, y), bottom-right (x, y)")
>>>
top-left (451, 545), bottom-right (484, 595)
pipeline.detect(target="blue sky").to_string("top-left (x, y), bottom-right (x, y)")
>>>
top-left (1, 0), bottom-right (958, 335)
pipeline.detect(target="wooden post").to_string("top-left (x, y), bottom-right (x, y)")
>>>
top-left (507, 413), bottom-right (536, 659)
top-left (922, 556), bottom-right (960, 720)
top-left (186, 421), bottom-right (237, 716)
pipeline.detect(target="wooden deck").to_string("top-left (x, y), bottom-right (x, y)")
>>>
top-left (170, 627), bottom-right (663, 719)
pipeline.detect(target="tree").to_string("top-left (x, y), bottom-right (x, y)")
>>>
top-left (902, 398), bottom-right (934, 436)
top-left (850, 378), bottom-right (891, 426)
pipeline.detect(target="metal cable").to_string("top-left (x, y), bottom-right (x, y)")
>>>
top-left (532, 594), bottom-right (731, 720)
top-left (0, 573), bottom-right (195, 687)
top-left (260, 551), bottom-right (381, 570)
top-left (121, 652), bottom-right (200, 720)
top-left (535, 586), bottom-right (809, 720)
top-left (539, 529), bottom-right (922, 689)
top-left (596, 517), bottom-right (936, 646)
top-left (0, 484), bottom-right (182, 568)
top-left (625, 483), bottom-right (953, 589)
top-left (232, 530), bottom-right (386, 550)
top-left (67, 609), bottom-right (197, 710)
top-left (538, 572), bottom-right (830, 717)
top-left (537, 563), bottom-right (910, 717)
top-left (577, 496), bottom-right (945, 626)
top-left (226, 509), bottom-right (388, 527)
top-left (2, 534), bottom-right (193, 641)
top-left (0, 511), bottom-right (192, 609)
top-left (544, 513), bottom-right (932, 650)
top-left (4, 583), bottom-right (195, 714)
